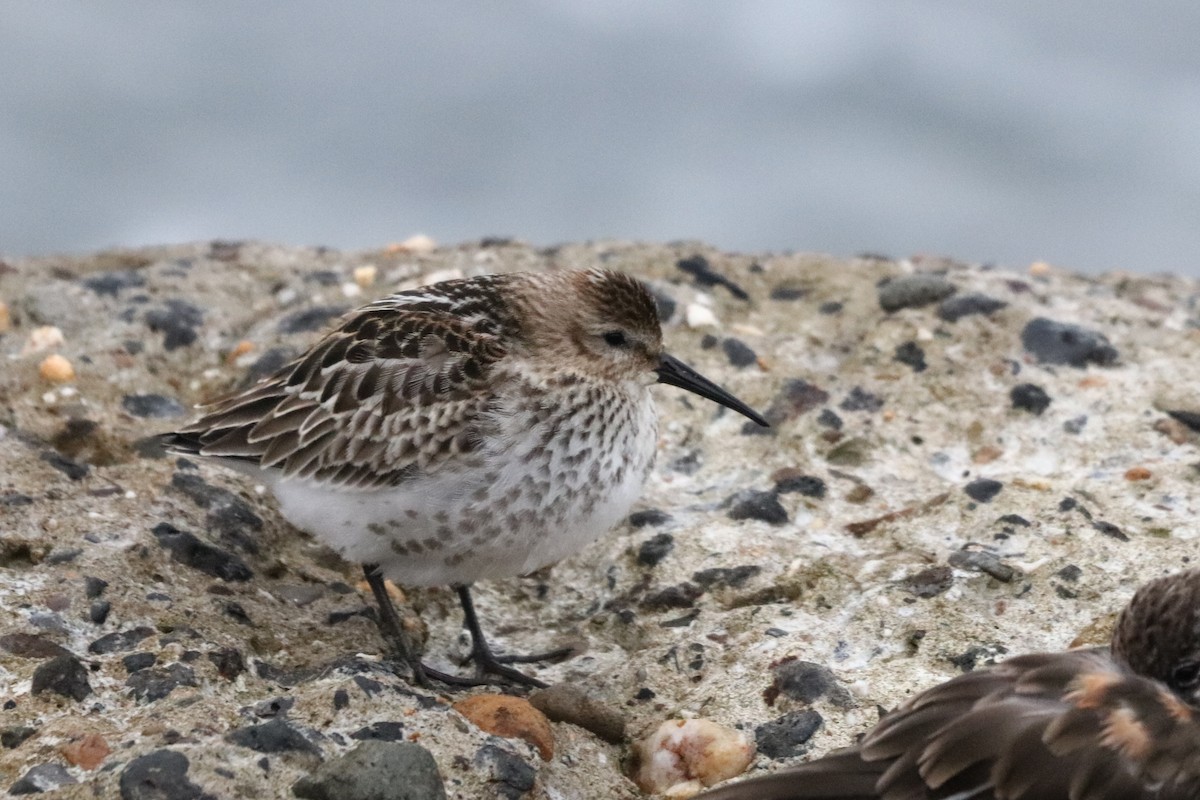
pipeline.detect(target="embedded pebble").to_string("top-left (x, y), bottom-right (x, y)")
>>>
top-left (31, 655), bottom-right (92, 701)
top-left (877, 274), bottom-right (956, 312)
top-left (293, 741), bottom-right (447, 800)
top-left (118, 749), bottom-right (210, 800)
top-left (893, 341), bottom-right (927, 372)
top-left (0, 633), bottom-right (72, 660)
top-left (768, 659), bottom-right (853, 708)
top-left (1010, 383), bottom-right (1051, 415)
top-left (121, 394), bottom-right (185, 418)
top-left (9, 763), bottom-right (78, 794)
top-left (151, 522), bottom-right (253, 581)
top-left (948, 549), bottom-right (1017, 582)
top-left (964, 478), bottom-right (1003, 503)
top-left (637, 532), bottom-right (675, 567)
top-left (473, 744), bottom-right (536, 799)
top-left (89, 626), bottom-right (154, 654)
top-left (24, 325), bottom-right (64, 353)
top-left (528, 684), bottom-right (628, 744)
top-left (452, 694), bottom-right (554, 761)
top-left (353, 264), bottom-right (378, 288)
top-left (745, 378), bottom-right (829, 434)
top-left (127, 663), bottom-right (198, 702)
top-left (629, 509), bottom-right (672, 528)
top-left (754, 709), bottom-right (823, 759)
top-left (226, 718), bottom-right (321, 756)
top-left (144, 300), bottom-right (203, 350)
top-left (1021, 317), bottom-right (1118, 367)
top-left (631, 718), bottom-right (755, 795)
top-left (771, 470), bottom-right (826, 498)
top-left (676, 255), bottom-right (749, 300)
top-left (39, 354), bottom-right (75, 383)
top-left (83, 269), bottom-right (145, 296)
top-left (904, 566), bottom-right (954, 597)
top-left (60, 732), bottom-right (111, 770)
top-left (721, 338), bottom-right (757, 368)
top-left (727, 491), bottom-right (788, 525)
top-left (685, 303), bottom-right (719, 329)
top-left (937, 291), bottom-right (1007, 321)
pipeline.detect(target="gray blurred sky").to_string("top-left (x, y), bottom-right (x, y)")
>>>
top-left (2, 2), bottom-right (1199, 274)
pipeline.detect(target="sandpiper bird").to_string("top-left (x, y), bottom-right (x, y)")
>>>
top-left (163, 268), bottom-right (767, 688)
top-left (697, 568), bottom-right (1200, 800)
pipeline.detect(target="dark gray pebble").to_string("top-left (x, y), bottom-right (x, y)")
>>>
top-left (349, 722), bottom-right (406, 742)
top-left (904, 566), bottom-right (954, 598)
top-left (636, 532), bottom-right (674, 567)
top-left (145, 300), bottom-right (204, 351)
top-left (964, 478), bottom-right (1003, 503)
top-left (675, 255), bottom-right (749, 300)
top-left (2, 726), bottom-right (37, 750)
top-left (83, 269), bottom-right (145, 296)
top-left (151, 522), bottom-right (253, 581)
top-left (722, 337), bottom-right (758, 368)
top-left (1010, 383), bottom-right (1051, 415)
top-left (728, 491), bottom-right (788, 525)
top-left (89, 600), bottom-right (112, 624)
top-left (1063, 415), bottom-right (1088, 434)
top-left (122, 394), bottom-right (185, 418)
top-left (293, 741), bottom-right (446, 800)
top-left (639, 583), bottom-right (703, 611)
top-left (743, 379), bottom-right (830, 435)
top-left (9, 763), bottom-right (77, 795)
top-left (692, 565), bottom-right (761, 589)
top-left (1057, 564), bottom-right (1083, 582)
top-left (250, 696), bottom-right (295, 718)
top-left (894, 340), bottom-right (927, 372)
top-left (127, 663), bottom-right (197, 702)
top-left (878, 274), bottom-right (956, 312)
top-left (839, 387), bottom-right (884, 412)
top-left (170, 472), bottom-right (264, 541)
top-left (817, 408), bottom-right (843, 429)
top-left (754, 709), bottom-right (823, 759)
top-left (947, 549), bottom-right (1017, 582)
top-left (226, 718), bottom-right (321, 756)
top-left (332, 689), bottom-right (350, 710)
top-left (818, 301), bottom-right (843, 314)
top-left (84, 576), bottom-right (108, 598)
top-left (89, 626), bottom-right (155, 654)
top-left (774, 473), bottom-right (826, 498)
top-left (1167, 410), bottom-right (1200, 432)
top-left (937, 292), bottom-right (1007, 322)
top-left (1093, 520), bottom-right (1129, 542)
top-left (770, 660), bottom-right (853, 708)
top-left (769, 284), bottom-right (807, 301)
top-left (949, 644), bottom-right (1008, 672)
top-left (278, 305), bottom-right (349, 334)
top-left (123, 652), bottom-right (158, 673)
top-left (473, 744), bottom-right (536, 800)
top-left (31, 655), bottom-right (91, 701)
top-left (628, 509), bottom-right (671, 528)
top-left (208, 647), bottom-right (245, 680)
top-left (0, 633), bottom-right (72, 660)
top-left (996, 514), bottom-right (1031, 527)
top-left (1021, 317), bottom-right (1118, 367)
top-left (119, 749), bottom-right (214, 800)
top-left (0, 492), bottom-right (34, 506)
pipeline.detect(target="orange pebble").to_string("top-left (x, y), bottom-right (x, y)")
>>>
top-left (1125, 466), bottom-right (1152, 481)
top-left (39, 354), bottom-right (75, 382)
top-left (61, 733), bottom-right (110, 770)
top-left (453, 694), bottom-right (554, 760)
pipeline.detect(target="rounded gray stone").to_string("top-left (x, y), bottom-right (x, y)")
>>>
top-left (292, 741), bottom-right (447, 800)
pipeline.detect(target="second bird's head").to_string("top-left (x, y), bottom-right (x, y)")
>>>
top-left (513, 269), bottom-right (768, 427)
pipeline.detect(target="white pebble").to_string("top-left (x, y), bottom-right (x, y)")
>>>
top-left (632, 718), bottom-right (755, 795)
top-left (341, 282), bottom-right (362, 298)
top-left (686, 303), bottom-right (719, 329)
top-left (24, 326), bottom-right (64, 354)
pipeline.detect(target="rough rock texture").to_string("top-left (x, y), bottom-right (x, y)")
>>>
top-left (1, 241), bottom-right (1199, 797)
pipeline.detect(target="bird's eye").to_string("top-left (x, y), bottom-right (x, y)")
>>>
top-left (602, 330), bottom-right (628, 348)
top-left (1172, 661), bottom-right (1200, 690)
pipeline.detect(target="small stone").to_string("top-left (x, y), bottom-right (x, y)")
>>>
top-left (840, 386), bottom-right (884, 412)
top-left (685, 303), bottom-right (719, 329)
top-left (878, 274), bottom-right (956, 312)
top-left (226, 718), bottom-right (321, 756)
top-left (1125, 466), bottom-right (1152, 481)
top-left (89, 600), bottom-right (111, 624)
top-left (60, 732), bottom-right (110, 770)
top-left (353, 265), bottom-right (377, 288)
top-left (83, 269), bottom-right (145, 296)
top-left (208, 647), bottom-right (245, 680)
top-left (818, 300), bottom-right (843, 314)
top-left (39, 354), bottom-right (75, 383)
top-left (145, 300), bottom-right (204, 350)
top-left (1057, 564), bottom-right (1083, 582)
top-left (39, 450), bottom-right (89, 480)
top-left (121, 394), bottom-right (185, 418)
top-left (631, 719), bottom-right (755, 795)
top-left (89, 627), bottom-right (155, 654)
top-left (754, 709), bottom-right (823, 759)
top-left (641, 583), bottom-right (702, 611)
top-left (728, 491), bottom-right (788, 525)
top-left (2, 726), bottom-right (37, 749)
top-left (937, 292), bottom-right (1007, 322)
top-left (9, 763), bottom-right (77, 794)
top-left (24, 326), bottom-right (64, 353)
top-left (816, 408), bottom-right (843, 429)
top-left (964, 478), bottom-right (1003, 503)
top-left (123, 652), bottom-right (158, 673)
top-left (629, 509), bottom-right (671, 528)
top-left (453, 694), bottom-right (554, 761)
top-left (745, 379), bottom-right (830, 434)
top-left (1021, 317), bottom-right (1118, 367)
top-left (349, 722), bottom-right (406, 742)
top-left (893, 341), bottom-right (927, 372)
top-left (904, 566), bottom-right (954, 598)
top-left (692, 565), bottom-right (761, 589)
top-left (127, 664), bottom-right (198, 702)
top-left (119, 749), bottom-right (213, 800)
top-left (151, 522), bottom-right (253, 581)
top-left (1011, 383), bottom-right (1051, 415)
top-left (1167, 410), bottom-right (1200, 433)
top-left (948, 549), bottom-right (1017, 582)
top-left (528, 684), bottom-right (627, 744)
top-left (293, 741), bottom-right (446, 800)
top-left (31, 655), bottom-right (91, 701)
top-left (1093, 520), bottom-right (1129, 542)
top-left (473, 744), bottom-right (536, 800)
top-left (0, 633), bottom-right (72, 660)
top-left (772, 471), bottom-right (826, 498)
top-left (769, 284), bottom-right (806, 301)
top-left (1063, 415), bottom-right (1088, 434)
top-left (721, 338), bottom-right (757, 368)
top-left (768, 659), bottom-right (853, 708)
top-left (636, 532), bottom-right (674, 567)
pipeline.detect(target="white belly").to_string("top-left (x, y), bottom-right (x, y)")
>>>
top-left (270, 387), bottom-right (658, 586)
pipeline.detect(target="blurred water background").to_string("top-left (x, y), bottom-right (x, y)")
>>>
top-left (2, 2), bottom-right (1198, 274)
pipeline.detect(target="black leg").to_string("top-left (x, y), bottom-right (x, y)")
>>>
top-left (455, 585), bottom-right (550, 688)
top-left (362, 564), bottom-right (432, 688)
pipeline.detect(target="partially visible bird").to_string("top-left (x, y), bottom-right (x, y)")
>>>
top-left (696, 568), bottom-right (1200, 799)
top-left (162, 268), bottom-right (767, 688)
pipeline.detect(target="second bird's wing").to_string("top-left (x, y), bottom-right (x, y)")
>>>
top-left (699, 649), bottom-right (1200, 800)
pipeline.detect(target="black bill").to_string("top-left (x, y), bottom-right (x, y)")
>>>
top-left (656, 353), bottom-right (769, 427)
